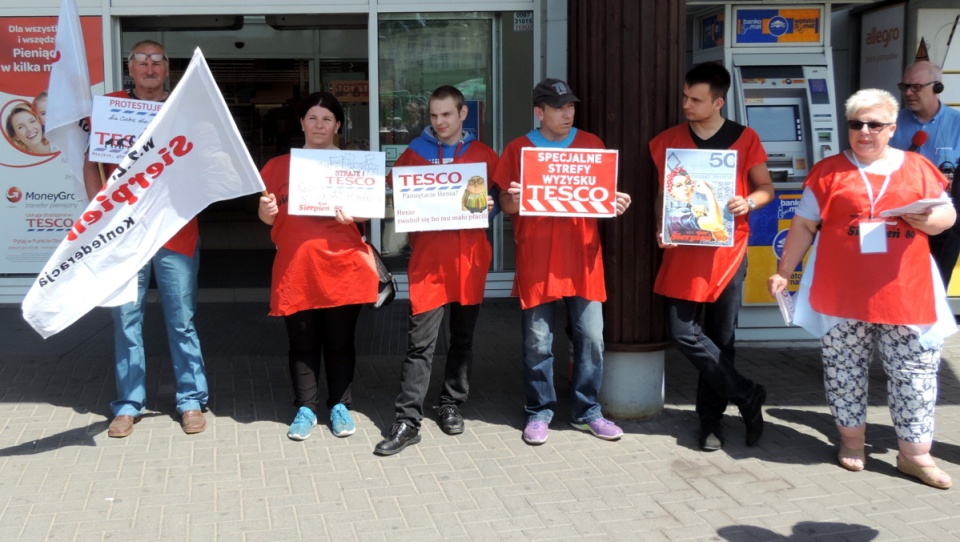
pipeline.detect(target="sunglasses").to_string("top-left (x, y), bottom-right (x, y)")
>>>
top-left (896, 81), bottom-right (935, 93)
top-left (847, 120), bottom-right (893, 132)
top-left (128, 52), bottom-right (167, 63)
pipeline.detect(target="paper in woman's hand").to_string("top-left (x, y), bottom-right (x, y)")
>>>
top-left (775, 290), bottom-right (795, 326)
top-left (879, 198), bottom-right (951, 218)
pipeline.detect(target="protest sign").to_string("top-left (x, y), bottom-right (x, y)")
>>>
top-left (660, 148), bottom-right (737, 247)
top-left (391, 162), bottom-right (489, 233)
top-left (87, 94), bottom-right (162, 164)
top-left (288, 148), bottom-right (385, 218)
top-left (519, 147), bottom-right (618, 217)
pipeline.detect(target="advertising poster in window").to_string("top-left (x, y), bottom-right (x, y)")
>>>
top-left (733, 7), bottom-right (823, 45)
top-left (743, 189), bottom-right (809, 305)
top-left (0, 16), bottom-right (104, 274)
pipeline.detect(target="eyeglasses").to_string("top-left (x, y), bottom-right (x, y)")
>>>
top-left (897, 81), bottom-right (935, 93)
top-left (847, 120), bottom-right (894, 132)
top-left (128, 52), bottom-right (167, 63)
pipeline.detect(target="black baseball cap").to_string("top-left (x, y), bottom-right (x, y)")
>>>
top-left (532, 78), bottom-right (580, 108)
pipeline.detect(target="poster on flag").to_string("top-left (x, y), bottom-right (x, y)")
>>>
top-left (518, 147), bottom-right (618, 217)
top-left (0, 14), bottom-right (104, 274)
top-left (288, 148), bottom-right (385, 218)
top-left (391, 162), bottom-right (489, 233)
top-left (21, 48), bottom-right (264, 338)
top-left (88, 95), bottom-right (162, 164)
top-left (660, 148), bottom-right (736, 247)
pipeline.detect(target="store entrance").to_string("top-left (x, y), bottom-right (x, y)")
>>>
top-left (120, 16), bottom-right (370, 290)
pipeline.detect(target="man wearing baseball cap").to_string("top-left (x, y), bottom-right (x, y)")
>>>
top-left (492, 78), bottom-right (632, 445)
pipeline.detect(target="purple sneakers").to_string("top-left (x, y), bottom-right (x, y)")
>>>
top-left (522, 420), bottom-right (549, 445)
top-left (571, 417), bottom-right (623, 441)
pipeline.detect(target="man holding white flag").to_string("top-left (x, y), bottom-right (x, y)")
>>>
top-left (45, 0), bottom-right (93, 203)
top-left (22, 42), bottom-right (265, 439)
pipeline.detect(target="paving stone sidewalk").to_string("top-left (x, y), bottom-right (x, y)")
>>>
top-left (2, 299), bottom-right (960, 541)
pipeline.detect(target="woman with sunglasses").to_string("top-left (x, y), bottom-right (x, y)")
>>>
top-left (768, 88), bottom-right (956, 489)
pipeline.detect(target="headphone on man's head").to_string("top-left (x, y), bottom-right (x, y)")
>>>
top-left (934, 81), bottom-right (945, 94)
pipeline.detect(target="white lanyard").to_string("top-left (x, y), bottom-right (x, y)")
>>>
top-left (850, 152), bottom-right (891, 219)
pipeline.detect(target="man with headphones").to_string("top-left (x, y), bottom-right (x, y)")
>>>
top-left (890, 60), bottom-right (960, 288)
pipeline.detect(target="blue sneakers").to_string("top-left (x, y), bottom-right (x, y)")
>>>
top-left (287, 406), bottom-right (317, 441)
top-left (330, 403), bottom-right (356, 437)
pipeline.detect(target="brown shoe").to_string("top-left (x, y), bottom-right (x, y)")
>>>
top-left (107, 415), bottom-right (141, 438)
top-left (180, 410), bottom-right (206, 434)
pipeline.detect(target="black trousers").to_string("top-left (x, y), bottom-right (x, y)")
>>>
top-left (284, 304), bottom-right (362, 414)
top-left (929, 226), bottom-right (960, 289)
top-left (393, 303), bottom-right (480, 427)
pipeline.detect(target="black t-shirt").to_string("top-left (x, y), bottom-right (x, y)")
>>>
top-left (688, 119), bottom-right (745, 151)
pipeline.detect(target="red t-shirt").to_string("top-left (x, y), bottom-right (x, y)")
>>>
top-left (389, 142), bottom-right (499, 315)
top-left (492, 130), bottom-right (607, 309)
top-left (650, 122), bottom-right (767, 302)
top-left (805, 151), bottom-right (946, 324)
top-left (261, 154), bottom-right (379, 316)
top-left (96, 90), bottom-right (198, 257)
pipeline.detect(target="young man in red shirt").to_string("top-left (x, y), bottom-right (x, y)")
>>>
top-left (375, 86), bottom-right (499, 455)
top-left (650, 63), bottom-right (774, 451)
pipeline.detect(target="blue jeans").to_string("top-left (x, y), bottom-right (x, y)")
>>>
top-left (521, 296), bottom-right (604, 424)
top-left (664, 258), bottom-right (755, 423)
top-left (111, 247), bottom-right (207, 416)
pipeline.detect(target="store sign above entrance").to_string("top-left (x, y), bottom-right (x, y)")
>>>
top-left (330, 80), bottom-right (368, 103)
top-left (733, 7), bottom-right (823, 46)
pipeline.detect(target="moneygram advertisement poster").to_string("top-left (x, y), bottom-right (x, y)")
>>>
top-left (0, 16), bottom-right (104, 274)
top-left (391, 162), bottom-right (489, 233)
top-left (743, 189), bottom-right (809, 305)
top-left (519, 147), bottom-right (618, 217)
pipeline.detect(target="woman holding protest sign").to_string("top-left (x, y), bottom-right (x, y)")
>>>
top-left (257, 91), bottom-right (379, 441)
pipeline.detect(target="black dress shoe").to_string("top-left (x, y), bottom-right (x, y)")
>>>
top-left (699, 420), bottom-right (724, 452)
top-left (741, 384), bottom-right (767, 447)
top-left (437, 404), bottom-right (464, 435)
top-left (374, 422), bottom-right (421, 456)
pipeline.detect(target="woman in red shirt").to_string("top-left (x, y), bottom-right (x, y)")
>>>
top-left (258, 92), bottom-right (379, 441)
top-left (769, 88), bottom-right (956, 488)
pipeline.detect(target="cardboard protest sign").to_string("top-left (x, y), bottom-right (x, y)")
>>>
top-left (391, 162), bottom-right (489, 233)
top-left (288, 148), bottom-right (385, 218)
top-left (518, 147), bottom-right (618, 217)
top-left (87, 94), bottom-right (162, 164)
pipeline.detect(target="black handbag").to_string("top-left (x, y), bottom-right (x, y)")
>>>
top-left (366, 239), bottom-right (397, 309)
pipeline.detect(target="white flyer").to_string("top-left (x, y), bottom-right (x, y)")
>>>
top-left (288, 148), bottom-right (386, 218)
top-left (391, 162), bottom-right (489, 233)
top-left (878, 198), bottom-right (951, 218)
top-left (88, 94), bottom-right (162, 164)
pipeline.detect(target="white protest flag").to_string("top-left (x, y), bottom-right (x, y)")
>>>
top-left (45, 0), bottom-right (93, 202)
top-left (22, 48), bottom-right (265, 338)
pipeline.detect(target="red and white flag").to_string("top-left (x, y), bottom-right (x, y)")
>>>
top-left (22, 48), bottom-right (265, 338)
top-left (45, 0), bottom-right (93, 203)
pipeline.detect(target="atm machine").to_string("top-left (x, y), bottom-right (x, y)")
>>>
top-left (691, 4), bottom-right (841, 340)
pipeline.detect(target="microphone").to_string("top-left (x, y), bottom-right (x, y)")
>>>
top-left (908, 131), bottom-right (928, 152)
